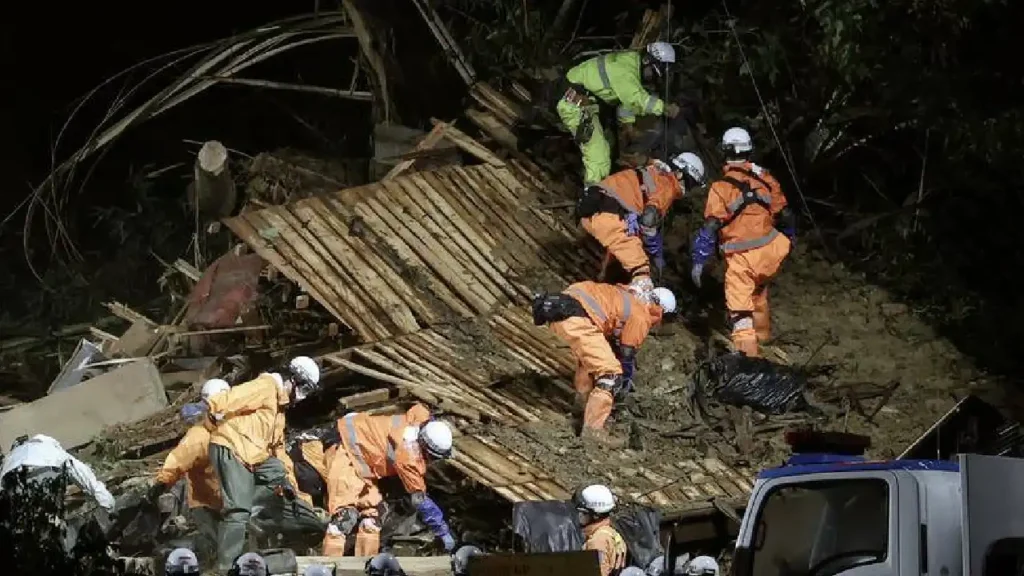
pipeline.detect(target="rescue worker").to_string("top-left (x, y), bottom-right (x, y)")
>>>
top-left (304, 564), bottom-right (336, 576)
top-left (321, 403), bottom-right (455, 557)
top-left (179, 356), bottom-right (323, 571)
top-left (365, 553), bottom-right (405, 576)
top-left (451, 545), bottom-right (485, 576)
top-left (164, 547), bottom-right (201, 575)
top-left (557, 42), bottom-right (681, 187)
top-left (533, 281), bottom-right (677, 439)
top-left (229, 552), bottom-right (268, 576)
top-left (154, 378), bottom-right (230, 560)
top-left (578, 152), bottom-right (706, 288)
top-left (690, 127), bottom-right (796, 357)
top-left (282, 428), bottom-right (330, 509)
top-left (574, 484), bottom-right (627, 576)
top-left (682, 556), bottom-right (719, 576)
top-left (1, 433), bottom-right (115, 515)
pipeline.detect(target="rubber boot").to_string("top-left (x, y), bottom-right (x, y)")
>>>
top-left (321, 529), bottom-right (346, 556)
top-left (354, 528), bottom-right (381, 557)
top-left (583, 388), bottom-right (615, 430)
top-left (732, 329), bottom-right (760, 357)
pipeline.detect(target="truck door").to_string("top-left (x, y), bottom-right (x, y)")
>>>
top-left (960, 454), bottom-right (1024, 575)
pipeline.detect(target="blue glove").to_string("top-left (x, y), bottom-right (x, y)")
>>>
top-left (782, 226), bottom-right (796, 245)
top-left (690, 227), bottom-right (717, 268)
top-left (642, 230), bottom-right (664, 259)
top-left (624, 213), bottom-right (641, 236)
top-left (416, 495), bottom-right (452, 541)
top-left (180, 402), bottom-right (209, 424)
top-left (441, 533), bottom-right (456, 552)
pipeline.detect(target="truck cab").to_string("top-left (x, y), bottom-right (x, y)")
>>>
top-left (731, 432), bottom-right (1024, 576)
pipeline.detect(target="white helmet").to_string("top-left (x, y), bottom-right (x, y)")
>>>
top-left (722, 127), bottom-right (753, 154)
top-left (574, 484), bottom-right (616, 515)
top-left (419, 420), bottom-right (454, 459)
top-left (652, 287), bottom-right (677, 314)
top-left (165, 547), bottom-right (200, 576)
top-left (201, 378), bottom-right (230, 400)
top-left (289, 356), bottom-right (321, 385)
top-left (684, 556), bottom-right (719, 576)
top-left (621, 568), bottom-right (646, 576)
top-left (669, 152), bottom-right (706, 185)
top-left (232, 552), bottom-right (268, 576)
top-left (646, 41), bottom-right (676, 64)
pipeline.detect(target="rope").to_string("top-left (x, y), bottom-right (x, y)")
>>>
top-left (720, 0), bottom-right (832, 258)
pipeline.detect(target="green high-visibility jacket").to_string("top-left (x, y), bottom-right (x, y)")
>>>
top-left (565, 51), bottom-right (665, 119)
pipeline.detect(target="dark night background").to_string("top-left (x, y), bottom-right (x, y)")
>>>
top-left (3, 0), bottom-right (1024, 396)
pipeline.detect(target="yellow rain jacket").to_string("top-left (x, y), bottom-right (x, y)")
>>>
top-left (155, 422), bottom-right (221, 510)
top-left (206, 373), bottom-right (289, 467)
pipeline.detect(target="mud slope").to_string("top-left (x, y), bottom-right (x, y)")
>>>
top-left (484, 203), bottom-right (988, 499)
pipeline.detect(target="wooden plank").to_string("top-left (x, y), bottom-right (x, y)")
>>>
top-left (359, 193), bottom-right (490, 314)
top-left (336, 193), bottom-right (473, 319)
top-left (399, 175), bottom-right (523, 301)
top-left (383, 122), bottom-right (452, 180)
top-left (290, 200), bottom-right (420, 333)
top-left (254, 209), bottom-right (387, 339)
top-left (268, 206), bottom-right (395, 337)
top-left (305, 197), bottom-right (440, 325)
top-left (224, 215), bottom-right (348, 326)
top-left (296, 555), bottom-right (451, 576)
top-left (430, 118), bottom-right (505, 166)
top-left (382, 179), bottom-right (503, 306)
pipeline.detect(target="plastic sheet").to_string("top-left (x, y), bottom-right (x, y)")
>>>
top-left (612, 505), bottom-right (664, 569)
top-left (696, 353), bottom-right (807, 414)
top-left (512, 501), bottom-right (584, 553)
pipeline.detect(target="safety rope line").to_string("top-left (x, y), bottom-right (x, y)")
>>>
top-left (719, 0), bottom-right (832, 258)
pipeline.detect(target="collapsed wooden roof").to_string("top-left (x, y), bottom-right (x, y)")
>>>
top-left (225, 83), bottom-right (755, 510)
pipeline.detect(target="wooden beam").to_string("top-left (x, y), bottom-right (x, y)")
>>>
top-left (382, 122), bottom-right (452, 181)
top-left (341, 0), bottom-right (397, 122)
top-left (429, 118), bottom-right (505, 167)
top-left (297, 555), bottom-right (451, 575)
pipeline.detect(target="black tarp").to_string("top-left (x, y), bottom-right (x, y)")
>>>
top-left (512, 501), bottom-right (584, 553)
top-left (612, 505), bottom-right (664, 569)
top-left (695, 353), bottom-right (807, 414)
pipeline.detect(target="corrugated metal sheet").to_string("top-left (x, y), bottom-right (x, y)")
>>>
top-left (225, 164), bottom-right (600, 342)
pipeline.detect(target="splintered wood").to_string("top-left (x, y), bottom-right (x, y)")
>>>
top-left (225, 164), bottom-right (597, 342)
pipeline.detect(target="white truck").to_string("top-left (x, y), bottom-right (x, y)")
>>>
top-left (731, 429), bottom-right (1024, 576)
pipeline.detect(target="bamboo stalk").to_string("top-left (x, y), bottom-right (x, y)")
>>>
top-left (202, 75), bottom-right (373, 100)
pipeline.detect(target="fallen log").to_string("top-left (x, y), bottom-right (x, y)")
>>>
top-left (189, 140), bottom-right (236, 220)
top-left (296, 555), bottom-right (451, 575)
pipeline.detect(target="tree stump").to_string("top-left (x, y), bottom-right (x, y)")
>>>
top-left (187, 140), bottom-right (237, 220)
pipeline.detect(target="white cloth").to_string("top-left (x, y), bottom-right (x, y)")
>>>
top-left (0, 434), bottom-right (115, 510)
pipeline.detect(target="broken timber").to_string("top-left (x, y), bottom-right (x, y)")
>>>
top-left (222, 82), bottom-right (757, 514)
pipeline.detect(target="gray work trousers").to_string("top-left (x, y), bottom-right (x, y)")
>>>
top-left (189, 506), bottom-right (220, 565)
top-left (210, 445), bottom-right (325, 570)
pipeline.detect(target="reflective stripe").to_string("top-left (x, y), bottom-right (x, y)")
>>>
top-left (595, 168), bottom-right (655, 217)
top-left (565, 287), bottom-right (632, 336)
top-left (596, 56), bottom-right (612, 90)
top-left (616, 106), bottom-right (635, 120)
top-left (721, 228), bottom-right (780, 253)
top-left (726, 192), bottom-right (773, 215)
top-left (643, 94), bottom-right (659, 114)
top-left (343, 414), bottom-right (404, 479)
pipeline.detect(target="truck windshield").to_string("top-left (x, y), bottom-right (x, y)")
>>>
top-left (749, 479), bottom-right (889, 576)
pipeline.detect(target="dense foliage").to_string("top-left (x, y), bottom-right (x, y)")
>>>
top-left (0, 469), bottom-right (122, 575)
top-left (439, 0), bottom-right (1024, 376)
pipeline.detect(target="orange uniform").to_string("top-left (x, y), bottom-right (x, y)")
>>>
top-left (155, 422), bottom-right (221, 510)
top-left (703, 161), bottom-right (791, 356)
top-left (580, 164), bottom-right (683, 281)
top-left (206, 373), bottom-right (288, 467)
top-left (272, 418), bottom-right (317, 506)
top-left (583, 518), bottom-right (628, 576)
top-left (549, 281), bottom-right (662, 430)
top-left (322, 403), bottom-right (432, 556)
